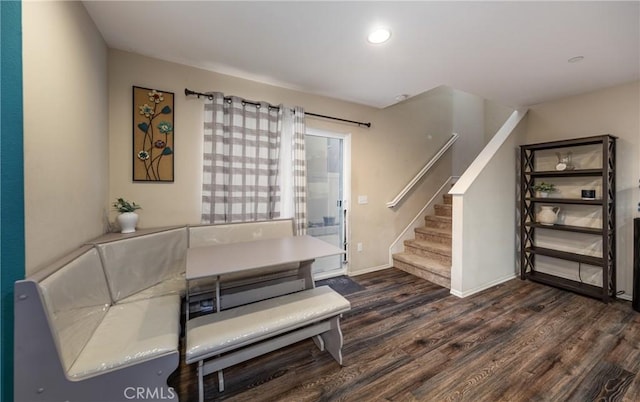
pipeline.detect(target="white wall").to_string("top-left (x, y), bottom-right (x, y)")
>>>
top-left (484, 99), bottom-right (514, 143)
top-left (450, 110), bottom-right (528, 296)
top-left (22, 1), bottom-right (108, 275)
top-left (452, 90), bottom-right (485, 176)
top-left (526, 80), bottom-right (640, 298)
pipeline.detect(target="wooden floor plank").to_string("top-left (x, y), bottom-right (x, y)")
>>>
top-left (622, 375), bottom-right (640, 402)
top-left (409, 290), bottom-right (588, 400)
top-left (567, 360), bottom-right (634, 402)
top-left (168, 268), bottom-right (640, 401)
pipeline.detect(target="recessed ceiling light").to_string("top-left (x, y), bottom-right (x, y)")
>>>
top-left (367, 28), bottom-right (391, 44)
top-left (568, 56), bottom-right (585, 63)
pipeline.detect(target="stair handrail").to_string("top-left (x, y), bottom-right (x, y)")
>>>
top-left (386, 133), bottom-right (459, 208)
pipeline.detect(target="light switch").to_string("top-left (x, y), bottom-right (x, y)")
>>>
top-left (358, 195), bottom-right (368, 205)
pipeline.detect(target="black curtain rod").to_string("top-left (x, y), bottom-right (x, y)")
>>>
top-left (185, 88), bottom-right (371, 128)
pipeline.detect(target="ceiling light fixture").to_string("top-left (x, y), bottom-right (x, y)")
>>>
top-left (367, 28), bottom-right (391, 44)
top-left (568, 56), bottom-right (585, 63)
top-left (395, 94), bottom-right (409, 102)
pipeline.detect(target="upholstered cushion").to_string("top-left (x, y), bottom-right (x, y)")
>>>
top-left (68, 295), bottom-right (180, 379)
top-left (185, 286), bottom-right (350, 363)
top-left (96, 228), bottom-right (187, 302)
top-left (117, 273), bottom-right (186, 304)
top-left (38, 246), bottom-right (111, 373)
top-left (188, 219), bottom-right (294, 248)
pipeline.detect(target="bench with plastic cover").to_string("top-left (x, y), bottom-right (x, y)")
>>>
top-left (14, 245), bottom-right (180, 402)
top-left (13, 219), bottom-right (300, 401)
top-left (185, 285), bottom-right (351, 401)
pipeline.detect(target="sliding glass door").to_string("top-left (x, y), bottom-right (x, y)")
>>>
top-left (305, 129), bottom-right (349, 278)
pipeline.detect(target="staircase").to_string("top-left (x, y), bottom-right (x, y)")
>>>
top-left (392, 193), bottom-right (452, 288)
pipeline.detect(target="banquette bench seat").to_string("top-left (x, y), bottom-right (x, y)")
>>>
top-left (186, 285), bottom-right (350, 400)
top-left (14, 219), bottom-right (347, 402)
top-left (14, 245), bottom-right (181, 402)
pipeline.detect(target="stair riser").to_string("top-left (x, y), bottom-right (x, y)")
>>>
top-left (415, 232), bottom-right (451, 245)
top-left (403, 245), bottom-right (452, 265)
top-left (434, 204), bottom-right (452, 217)
top-left (424, 217), bottom-right (452, 230)
top-left (442, 194), bottom-right (452, 205)
top-left (393, 260), bottom-right (451, 289)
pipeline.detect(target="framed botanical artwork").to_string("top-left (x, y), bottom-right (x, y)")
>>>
top-left (132, 86), bottom-right (174, 182)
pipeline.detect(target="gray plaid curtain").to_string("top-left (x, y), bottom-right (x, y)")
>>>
top-left (202, 93), bottom-right (281, 223)
top-left (292, 106), bottom-right (307, 235)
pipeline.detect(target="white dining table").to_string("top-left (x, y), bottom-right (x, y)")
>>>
top-left (186, 235), bottom-right (345, 311)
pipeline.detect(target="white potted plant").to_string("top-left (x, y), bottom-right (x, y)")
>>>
top-left (113, 198), bottom-right (141, 233)
top-left (532, 182), bottom-right (556, 198)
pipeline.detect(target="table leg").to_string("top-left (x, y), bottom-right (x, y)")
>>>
top-left (186, 279), bottom-right (190, 322)
top-left (215, 275), bottom-right (221, 312)
top-left (298, 259), bottom-right (315, 289)
top-left (218, 370), bottom-right (225, 392)
top-left (198, 361), bottom-right (204, 402)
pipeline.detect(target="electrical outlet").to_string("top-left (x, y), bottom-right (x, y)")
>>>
top-left (357, 242), bottom-right (363, 252)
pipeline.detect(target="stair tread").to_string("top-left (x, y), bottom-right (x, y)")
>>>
top-left (415, 226), bottom-right (452, 238)
top-left (392, 252), bottom-right (451, 278)
top-left (434, 203), bottom-right (453, 217)
top-left (405, 239), bottom-right (452, 254)
top-left (425, 215), bottom-right (452, 222)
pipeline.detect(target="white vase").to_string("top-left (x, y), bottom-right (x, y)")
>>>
top-left (537, 206), bottom-right (560, 226)
top-left (117, 212), bottom-right (138, 234)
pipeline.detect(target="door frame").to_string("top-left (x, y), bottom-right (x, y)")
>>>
top-left (306, 128), bottom-right (351, 279)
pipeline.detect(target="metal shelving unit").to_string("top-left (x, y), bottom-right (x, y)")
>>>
top-left (520, 134), bottom-right (616, 302)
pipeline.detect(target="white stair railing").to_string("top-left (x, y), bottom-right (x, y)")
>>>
top-left (386, 133), bottom-right (459, 208)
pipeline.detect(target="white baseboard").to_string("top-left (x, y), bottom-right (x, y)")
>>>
top-left (349, 263), bottom-right (392, 277)
top-left (617, 293), bottom-right (632, 302)
top-left (313, 268), bottom-right (347, 281)
top-left (450, 274), bottom-right (517, 298)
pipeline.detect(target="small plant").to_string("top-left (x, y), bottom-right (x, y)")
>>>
top-left (532, 182), bottom-right (556, 193)
top-left (113, 198), bottom-right (141, 213)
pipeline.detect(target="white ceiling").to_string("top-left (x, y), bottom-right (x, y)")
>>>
top-left (83, 1), bottom-right (640, 109)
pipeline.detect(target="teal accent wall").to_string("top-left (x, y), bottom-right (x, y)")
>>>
top-left (1, 1), bottom-right (25, 401)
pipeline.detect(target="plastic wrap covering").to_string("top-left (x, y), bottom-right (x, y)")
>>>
top-left (189, 219), bottom-right (293, 248)
top-left (50, 306), bottom-right (109, 374)
top-left (68, 294), bottom-right (180, 379)
top-left (185, 286), bottom-right (350, 362)
top-left (38, 248), bottom-right (112, 372)
top-left (98, 228), bottom-right (187, 302)
top-left (117, 273), bottom-right (186, 304)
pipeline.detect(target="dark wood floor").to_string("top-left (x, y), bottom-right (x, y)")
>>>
top-left (168, 268), bottom-right (640, 401)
